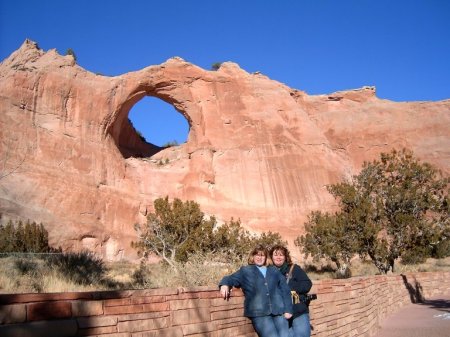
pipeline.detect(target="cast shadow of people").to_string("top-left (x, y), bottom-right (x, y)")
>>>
top-left (401, 274), bottom-right (450, 313)
top-left (401, 274), bottom-right (424, 303)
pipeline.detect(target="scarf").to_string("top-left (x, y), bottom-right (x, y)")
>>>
top-left (278, 262), bottom-right (290, 277)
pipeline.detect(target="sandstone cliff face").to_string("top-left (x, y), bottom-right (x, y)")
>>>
top-left (1, 40), bottom-right (449, 260)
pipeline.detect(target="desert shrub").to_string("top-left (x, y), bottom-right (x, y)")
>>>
top-left (296, 211), bottom-right (356, 278)
top-left (131, 261), bottom-right (152, 288)
top-left (211, 62), bottom-right (222, 71)
top-left (12, 257), bottom-right (45, 292)
top-left (65, 48), bottom-right (77, 61)
top-left (433, 239), bottom-right (450, 259)
top-left (401, 246), bottom-right (431, 265)
top-left (133, 197), bottom-right (285, 269)
top-left (162, 140), bottom-right (178, 148)
top-left (45, 251), bottom-right (107, 286)
top-left (14, 258), bottom-right (39, 275)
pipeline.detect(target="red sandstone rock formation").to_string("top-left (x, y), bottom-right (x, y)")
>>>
top-left (1, 40), bottom-right (449, 260)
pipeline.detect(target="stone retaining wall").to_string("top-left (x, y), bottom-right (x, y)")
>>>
top-left (1, 271), bottom-right (449, 337)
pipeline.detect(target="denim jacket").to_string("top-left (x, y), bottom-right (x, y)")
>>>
top-left (219, 265), bottom-right (293, 318)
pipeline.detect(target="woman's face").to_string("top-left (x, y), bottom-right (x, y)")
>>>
top-left (253, 251), bottom-right (266, 266)
top-left (272, 249), bottom-right (286, 267)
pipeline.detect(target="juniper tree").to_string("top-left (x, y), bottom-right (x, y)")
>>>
top-left (133, 197), bottom-right (287, 268)
top-left (297, 149), bottom-right (449, 274)
top-left (296, 211), bottom-right (358, 278)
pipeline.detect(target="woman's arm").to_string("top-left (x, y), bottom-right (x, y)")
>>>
top-left (218, 267), bottom-right (244, 298)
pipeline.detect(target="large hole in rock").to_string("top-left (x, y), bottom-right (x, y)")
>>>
top-left (115, 96), bottom-right (190, 159)
top-left (129, 96), bottom-right (189, 147)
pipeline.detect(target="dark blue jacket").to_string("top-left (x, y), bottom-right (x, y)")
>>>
top-left (286, 264), bottom-right (313, 318)
top-left (219, 265), bottom-right (293, 318)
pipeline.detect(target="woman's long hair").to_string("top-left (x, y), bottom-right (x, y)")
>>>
top-left (269, 244), bottom-right (293, 265)
top-left (247, 244), bottom-right (268, 265)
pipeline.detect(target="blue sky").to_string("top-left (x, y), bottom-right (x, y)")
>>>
top-left (1, 1), bottom-right (449, 146)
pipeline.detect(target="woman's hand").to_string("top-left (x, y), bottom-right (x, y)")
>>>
top-left (284, 312), bottom-right (293, 319)
top-left (220, 285), bottom-right (230, 299)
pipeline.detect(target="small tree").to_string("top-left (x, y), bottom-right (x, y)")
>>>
top-left (133, 196), bottom-right (216, 268)
top-left (0, 220), bottom-right (15, 252)
top-left (23, 221), bottom-right (50, 252)
top-left (355, 149), bottom-right (448, 272)
top-left (296, 211), bottom-right (357, 277)
top-left (254, 231), bottom-right (287, 251)
top-left (133, 197), bottom-right (289, 268)
top-left (65, 48), bottom-right (77, 62)
top-left (296, 149), bottom-right (449, 274)
top-left (162, 140), bottom-right (179, 148)
top-left (211, 62), bottom-right (222, 71)
top-left (212, 218), bottom-right (253, 261)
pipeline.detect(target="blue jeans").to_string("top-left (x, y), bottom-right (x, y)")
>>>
top-left (251, 314), bottom-right (290, 337)
top-left (289, 313), bottom-right (311, 337)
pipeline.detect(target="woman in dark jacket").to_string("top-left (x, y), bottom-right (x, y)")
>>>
top-left (219, 244), bottom-right (293, 337)
top-left (270, 245), bottom-right (313, 337)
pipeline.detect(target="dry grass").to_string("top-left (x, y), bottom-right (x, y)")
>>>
top-left (395, 256), bottom-right (450, 273)
top-left (128, 253), bottom-right (243, 289)
top-left (2, 258), bottom-right (79, 293)
top-left (1, 255), bottom-right (450, 294)
top-left (300, 256), bottom-right (450, 280)
top-left (0, 253), bottom-right (240, 294)
top-left (0, 254), bottom-right (130, 294)
top-left (104, 261), bottom-right (139, 285)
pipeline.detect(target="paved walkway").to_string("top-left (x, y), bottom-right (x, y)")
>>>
top-left (375, 296), bottom-right (450, 337)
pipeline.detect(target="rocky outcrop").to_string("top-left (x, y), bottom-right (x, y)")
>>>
top-left (1, 40), bottom-right (449, 260)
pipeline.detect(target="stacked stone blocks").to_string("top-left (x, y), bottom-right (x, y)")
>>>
top-left (0, 272), bottom-right (449, 337)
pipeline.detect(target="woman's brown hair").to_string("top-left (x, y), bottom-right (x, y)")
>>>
top-left (269, 245), bottom-right (293, 265)
top-left (247, 244), bottom-right (268, 265)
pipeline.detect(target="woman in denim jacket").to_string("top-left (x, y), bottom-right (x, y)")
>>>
top-left (219, 245), bottom-right (293, 337)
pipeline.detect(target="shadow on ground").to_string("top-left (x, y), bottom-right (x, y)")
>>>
top-left (421, 298), bottom-right (450, 313)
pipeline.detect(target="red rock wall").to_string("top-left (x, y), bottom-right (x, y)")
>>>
top-left (1, 272), bottom-right (449, 337)
top-left (1, 40), bottom-right (449, 260)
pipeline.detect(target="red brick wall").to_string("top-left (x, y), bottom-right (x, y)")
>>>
top-left (0, 272), bottom-right (449, 337)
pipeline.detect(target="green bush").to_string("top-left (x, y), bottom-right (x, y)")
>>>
top-left (131, 261), bottom-right (151, 288)
top-left (15, 258), bottom-right (39, 275)
top-left (211, 62), bottom-right (222, 71)
top-left (133, 197), bottom-right (286, 270)
top-left (65, 48), bottom-right (77, 62)
top-left (296, 148), bottom-right (449, 274)
top-left (433, 239), bottom-right (450, 259)
top-left (162, 140), bottom-right (178, 148)
top-left (401, 247), bottom-right (430, 265)
top-left (13, 258), bottom-right (44, 292)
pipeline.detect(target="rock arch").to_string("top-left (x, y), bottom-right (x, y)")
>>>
top-left (106, 89), bottom-right (192, 159)
top-left (1, 41), bottom-right (448, 260)
top-left (129, 96), bottom-right (190, 147)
